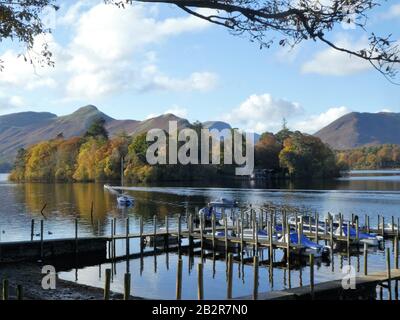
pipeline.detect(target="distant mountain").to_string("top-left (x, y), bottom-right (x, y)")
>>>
top-left (314, 112), bottom-right (400, 150)
top-left (0, 105), bottom-right (238, 168)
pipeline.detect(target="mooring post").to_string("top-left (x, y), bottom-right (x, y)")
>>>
top-left (268, 220), bottom-right (273, 262)
top-left (124, 273), bottom-right (131, 300)
top-left (188, 214), bottom-right (193, 248)
top-left (356, 218), bottom-right (359, 241)
top-left (339, 214), bottom-right (343, 237)
top-left (392, 216), bottom-right (395, 234)
top-left (30, 219), bottom-right (34, 241)
top-left (387, 247), bottom-right (392, 300)
top-left (90, 201), bottom-right (94, 225)
top-left (104, 269), bottom-right (111, 300)
top-left (2, 279), bottom-right (8, 300)
top-left (298, 216), bottom-right (302, 245)
top-left (109, 219), bottom-right (113, 259)
top-left (315, 213), bottom-right (319, 242)
top-left (310, 254), bottom-right (315, 300)
top-left (212, 213), bottom-right (216, 250)
top-left (227, 253), bottom-right (233, 299)
top-left (367, 215), bottom-right (370, 234)
top-left (253, 256), bottom-right (259, 300)
top-left (382, 216), bottom-right (385, 237)
top-left (347, 222), bottom-right (351, 252)
top-left (75, 218), bottom-right (78, 254)
top-left (364, 243), bottom-right (368, 275)
top-left (200, 214), bottom-right (204, 249)
top-left (16, 285), bottom-right (23, 300)
top-left (125, 218), bottom-right (130, 260)
top-left (286, 215), bottom-right (290, 267)
top-left (395, 237), bottom-right (399, 269)
top-left (378, 214), bottom-right (380, 234)
top-left (240, 211), bottom-right (244, 259)
top-left (113, 218), bottom-right (116, 260)
top-left (397, 217), bottom-right (400, 238)
top-left (176, 258), bottom-right (183, 300)
top-left (330, 218), bottom-right (334, 247)
top-left (197, 263), bottom-right (204, 300)
top-left (224, 214), bottom-right (228, 253)
top-left (139, 216), bottom-right (143, 248)
top-left (40, 219), bottom-right (44, 259)
top-left (153, 215), bottom-right (157, 249)
top-left (165, 216), bottom-right (169, 248)
top-left (255, 221), bottom-right (259, 252)
top-left (178, 214), bottom-right (182, 246)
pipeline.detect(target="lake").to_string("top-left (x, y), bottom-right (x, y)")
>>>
top-left (0, 171), bottom-right (399, 299)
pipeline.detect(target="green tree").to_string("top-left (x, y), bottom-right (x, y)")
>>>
top-left (84, 118), bottom-right (109, 140)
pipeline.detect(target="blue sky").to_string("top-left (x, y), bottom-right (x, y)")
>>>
top-left (0, 0), bottom-right (399, 134)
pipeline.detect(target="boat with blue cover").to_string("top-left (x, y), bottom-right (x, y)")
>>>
top-left (279, 232), bottom-right (331, 258)
top-left (333, 226), bottom-right (383, 246)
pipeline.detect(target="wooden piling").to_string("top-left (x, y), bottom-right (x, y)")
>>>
top-left (330, 218), bottom-right (334, 247)
top-left (395, 237), bottom-right (399, 269)
top-left (310, 254), bottom-right (315, 300)
top-left (75, 218), bottom-right (78, 254)
top-left (90, 201), bottom-right (94, 225)
top-left (104, 268), bottom-right (111, 300)
top-left (346, 222), bottom-right (350, 251)
top-left (227, 253), bottom-right (233, 299)
top-left (139, 217), bottom-right (144, 248)
top-left (165, 216), bottom-right (169, 248)
top-left (178, 214), bottom-right (182, 245)
top-left (253, 256), bottom-right (259, 300)
top-left (255, 221), bottom-right (259, 252)
top-left (197, 263), bottom-right (204, 300)
top-left (315, 213), bottom-right (319, 242)
top-left (16, 284), bottom-right (23, 300)
top-left (212, 213), bottom-right (216, 250)
top-left (30, 219), bottom-right (34, 241)
top-left (153, 215), bottom-right (157, 249)
top-left (367, 215), bottom-right (370, 233)
top-left (2, 279), bottom-right (8, 300)
top-left (392, 216), bottom-right (395, 234)
top-left (224, 214), bottom-right (228, 253)
top-left (356, 218), bottom-right (359, 241)
top-left (339, 214), bottom-right (343, 237)
top-left (40, 219), bottom-right (44, 259)
top-left (125, 218), bottom-right (130, 259)
top-left (387, 247), bottom-right (392, 300)
top-left (124, 273), bottom-right (131, 300)
top-left (382, 216), bottom-right (385, 237)
top-left (364, 243), bottom-right (368, 275)
top-left (176, 258), bottom-right (183, 300)
top-left (240, 211), bottom-right (244, 258)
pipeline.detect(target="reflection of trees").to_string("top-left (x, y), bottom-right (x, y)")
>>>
top-left (23, 183), bottom-right (113, 222)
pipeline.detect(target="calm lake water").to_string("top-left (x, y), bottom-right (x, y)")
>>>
top-left (0, 171), bottom-right (399, 299)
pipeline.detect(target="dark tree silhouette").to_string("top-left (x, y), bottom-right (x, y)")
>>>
top-left (107, 0), bottom-right (400, 83)
top-left (0, 0), bottom-right (59, 70)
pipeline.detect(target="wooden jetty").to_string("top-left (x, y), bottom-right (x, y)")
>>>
top-left (1, 210), bottom-right (399, 300)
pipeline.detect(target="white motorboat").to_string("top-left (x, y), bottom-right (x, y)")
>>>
top-left (117, 194), bottom-right (135, 206)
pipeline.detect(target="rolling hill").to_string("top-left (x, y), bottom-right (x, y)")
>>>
top-left (314, 112), bottom-right (400, 150)
top-left (0, 105), bottom-right (228, 170)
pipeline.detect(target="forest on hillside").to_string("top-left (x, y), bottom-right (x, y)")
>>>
top-left (336, 144), bottom-right (400, 170)
top-left (9, 119), bottom-right (341, 182)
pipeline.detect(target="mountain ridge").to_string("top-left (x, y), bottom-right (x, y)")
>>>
top-left (314, 111), bottom-right (400, 150)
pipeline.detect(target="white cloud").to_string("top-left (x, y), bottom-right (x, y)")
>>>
top-left (301, 35), bottom-right (370, 76)
top-left (0, 92), bottom-right (25, 110)
top-left (224, 93), bottom-right (303, 133)
top-left (386, 4), bottom-right (400, 19)
top-left (293, 106), bottom-right (350, 134)
top-left (0, 3), bottom-right (217, 100)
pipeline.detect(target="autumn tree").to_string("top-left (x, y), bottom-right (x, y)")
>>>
top-left (255, 132), bottom-right (281, 169)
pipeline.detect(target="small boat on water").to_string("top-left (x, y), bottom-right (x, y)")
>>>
top-left (198, 198), bottom-right (239, 224)
top-left (333, 227), bottom-right (383, 246)
top-left (279, 232), bottom-right (331, 258)
top-left (117, 194), bottom-right (135, 207)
